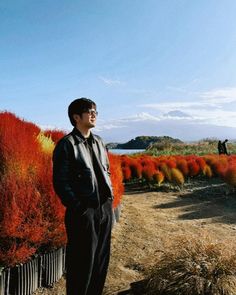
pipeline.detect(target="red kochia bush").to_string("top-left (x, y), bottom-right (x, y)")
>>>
top-left (142, 165), bottom-right (156, 182)
top-left (176, 159), bottom-right (189, 177)
top-left (165, 159), bottom-right (176, 169)
top-left (0, 173), bottom-right (44, 243)
top-left (0, 112), bottom-right (124, 267)
top-left (195, 157), bottom-right (206, 172)
top-left (129, 158), bottom-right (142, 179)
top-left (211, 162), bottom-right (227, 177)
top-left (0, 112), bottom-right (40, 176)
top-left (140, 156), bottom-right (157, 181)
top-left (122, 166), bottom-right (132, 182)
top-left (0, 113), bottom-right (43, 266)
top-left (120, 155), bottom-right (132, 182)
top-left (187, 160), bottom-right (200, 177)
top-left (224, 164), bottom-right (236, 187)
top-left (0, 112), bottom-right (66, 266)
top-left (0, 240), bottom-right (36, 267)
top-left (108, 154), bottom-right (124, 209)
top-left (36, 152), bottom-right (66, 248)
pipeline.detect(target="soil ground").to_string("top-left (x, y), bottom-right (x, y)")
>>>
top-left (34, 178), bottom-right (236, 295)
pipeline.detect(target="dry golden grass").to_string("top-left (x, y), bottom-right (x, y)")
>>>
top-left (145, 234), bottom-right (236, 295)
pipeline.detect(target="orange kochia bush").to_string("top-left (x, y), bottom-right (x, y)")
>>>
top-left (0, 112), bottom-right (124, 267)
top-left (119, 153), bottom-right (236, 187)
top-left (108, 153), bottom-right (124, 209)
top-left (223, 162), bottom-right (236, 187)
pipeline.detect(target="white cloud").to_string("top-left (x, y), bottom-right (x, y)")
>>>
top-left (140, 87), bottom-right (236, 110)
top-left (163, 110), bottom-right (193, 119)
top-left (95, 112), bottom-right (161, 132)
top-left (140, 101), bottom-right (217, 112)
top-left (190, 109), bottom-right (236, 128)
top-left (200, 87), bottom-right (236, 104)
top-left (95, 112), bottom-right (236, 143)
top-left (121, 112), bottom-right (160, 122)
top-left (99, 76), bottom-right (125, 86)
top-left (93, 86), bottom-right (236, 142)
top-left (138, 86), bottom-right (236, 128)
top-left (95, 123), bottom-right (127, 131)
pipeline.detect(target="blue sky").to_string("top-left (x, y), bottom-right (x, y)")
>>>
top-left (1, 0), bottom-right (236, 142)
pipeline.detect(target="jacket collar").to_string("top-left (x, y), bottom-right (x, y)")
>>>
top-left (71, 128), bottom-right (96, 144)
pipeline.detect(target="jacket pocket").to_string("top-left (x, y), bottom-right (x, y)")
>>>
top-left (74, 168), bottom-right (95, 196)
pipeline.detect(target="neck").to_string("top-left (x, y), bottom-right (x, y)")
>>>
top-left (75, 126), bottom-right (91, 138)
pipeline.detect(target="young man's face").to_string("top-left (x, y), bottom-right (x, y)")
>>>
top-left (74, 106), bottom-right (98, 129)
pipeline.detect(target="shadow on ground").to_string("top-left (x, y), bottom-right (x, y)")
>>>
top-left (154, 178), bottom-right (236, 224)
top-left (125, 181), bottom-right (179, 195)
top-left (125, 178), bottom-right (236, 225)
top-left (104, 279), bottom-right (148, 295)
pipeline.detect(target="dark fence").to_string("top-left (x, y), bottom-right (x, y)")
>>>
top-left (0, 247), bottom-right (66, 295)
top-left (41, 248), bottom-right (65, 287)
top-left (0, 268), bottom-right (10, 295)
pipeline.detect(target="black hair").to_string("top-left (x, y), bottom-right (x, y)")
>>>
top-left (68, 97), bottom-right (96, 126)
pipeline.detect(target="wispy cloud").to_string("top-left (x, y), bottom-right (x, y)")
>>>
top-left (95, 112), bottom-right (161, 132)
top-left (200, 87), bottom-right (236, 103)
top-left (121, 112), bottom-right (161, 122)
top-left (95, 86), bottom-right (236, 141)
top-left (99, 76), bottom-right (125, 86)
top-left (138, 87), bottom-right (236, 127)
top-left (95, 110), bottom-right (236, 143)
top-left (140, 101), bottom-right (217, 112)
top-left (95, 123), bottom-right (127, 131)
top-left (163, 110), bottom-right (193, 119)
top-left (141, 87), bottom-right (236, 110)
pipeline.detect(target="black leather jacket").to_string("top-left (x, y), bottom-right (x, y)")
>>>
top-left (52, 128), bottom-right (113, 209)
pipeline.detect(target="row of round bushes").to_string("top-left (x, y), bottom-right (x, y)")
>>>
top-left (0, 112), bottom-right (123, 267)
top-left (120, 154), bottom-right (236, 188)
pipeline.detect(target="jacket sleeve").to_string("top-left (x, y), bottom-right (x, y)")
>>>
top-left (101, 139), bottom-right (111, 176)
top-left (52, 139), bottom-right (80, 208)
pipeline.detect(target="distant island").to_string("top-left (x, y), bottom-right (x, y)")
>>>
top-left (106, 136), bottom-right (182, 150)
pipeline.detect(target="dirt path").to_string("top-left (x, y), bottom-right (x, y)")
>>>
top-left (34, 178), bottom-right (236, 295)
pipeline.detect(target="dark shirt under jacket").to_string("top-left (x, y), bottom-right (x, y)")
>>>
top-left (76, 129), bottom-right (109, 205)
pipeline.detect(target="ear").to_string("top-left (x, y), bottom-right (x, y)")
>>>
top-left (73, 114), bottom-right (81, 124)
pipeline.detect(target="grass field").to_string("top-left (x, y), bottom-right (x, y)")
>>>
top-left (146, 140), bottom-right (236, 156)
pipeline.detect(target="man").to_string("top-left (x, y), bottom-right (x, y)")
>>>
top-left (222, 139), bottom-right (229, 155)
top-left (218, 140), bottom-right (224, 155)
top-left (53, 98), bottom-right (114, 295)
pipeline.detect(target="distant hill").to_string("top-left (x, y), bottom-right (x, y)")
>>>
top-left (107, 136), bottom-right (182, 150)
